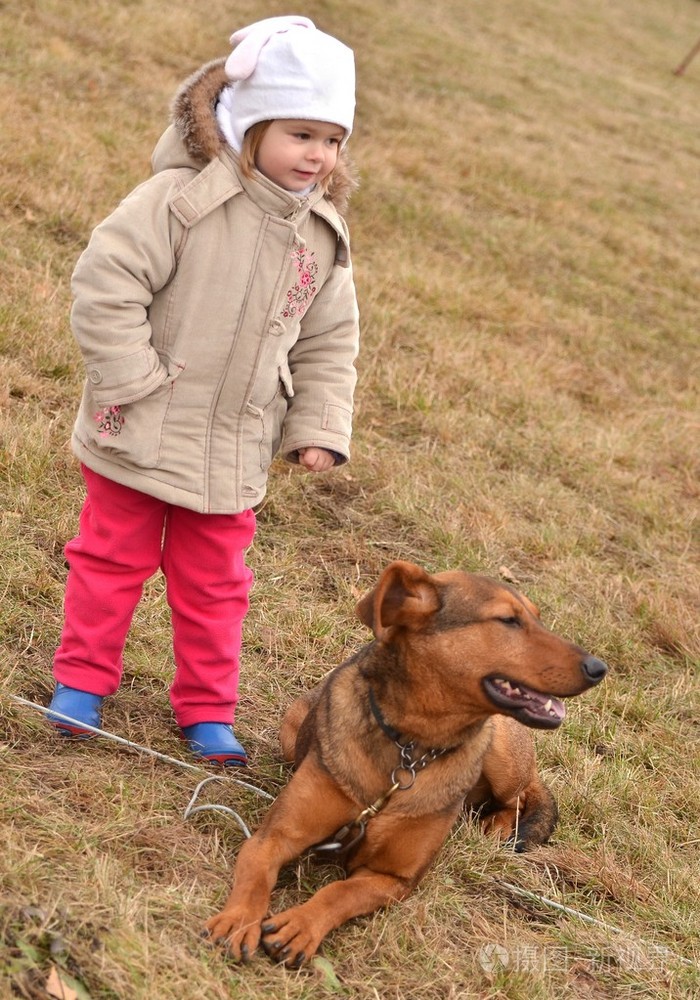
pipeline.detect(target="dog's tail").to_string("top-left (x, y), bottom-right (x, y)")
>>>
top-left (511, 778), bottom-right (558, 851)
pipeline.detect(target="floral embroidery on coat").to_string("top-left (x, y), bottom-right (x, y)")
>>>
top-left (95, 405), bottom-right (125, 437)
top-left (281, 246), bottom-right (318, 319)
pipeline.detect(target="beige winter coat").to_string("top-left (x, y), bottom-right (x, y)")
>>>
top-left (70, 60), bottom-right (359, 513)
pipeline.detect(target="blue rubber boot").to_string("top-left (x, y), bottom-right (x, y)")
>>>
top-left (47, 683), bottom-right (104, 738)
top-left (181, 723), bottom-right (248, 767)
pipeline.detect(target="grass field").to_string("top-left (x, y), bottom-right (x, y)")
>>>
top-left (1, 0), bottom-right (699, 997)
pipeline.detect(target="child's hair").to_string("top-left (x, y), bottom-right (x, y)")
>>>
top-left (238, 121), bottom-right (269, 178)
top-left (239, 120), bottom-right (336, 193)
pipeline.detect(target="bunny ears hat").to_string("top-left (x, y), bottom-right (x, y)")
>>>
top-left (217, 15), bottom-right (356, 152)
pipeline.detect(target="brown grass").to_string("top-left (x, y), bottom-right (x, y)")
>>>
top-left (1, 0), bottom-right (699, 997)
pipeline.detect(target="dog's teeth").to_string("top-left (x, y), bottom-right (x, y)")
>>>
top-left (494, 679), bottom-right (528, 700)
top-left (544, 699), bottom-right (553, 712)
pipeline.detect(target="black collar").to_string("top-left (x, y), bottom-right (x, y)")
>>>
top-left (368, 687), bottom-right (404, 744)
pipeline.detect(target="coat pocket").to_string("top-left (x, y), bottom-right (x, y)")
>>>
top-left (78, 355), bottom-right (183, 470)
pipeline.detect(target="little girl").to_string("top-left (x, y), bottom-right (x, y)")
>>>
top-left (46, 16), bottom-right (359, 767)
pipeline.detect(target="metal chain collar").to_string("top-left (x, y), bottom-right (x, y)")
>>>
top-left (313, 738), bottom-right (449, 858)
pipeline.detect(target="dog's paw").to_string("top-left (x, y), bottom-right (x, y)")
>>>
top-left (203, 908), bottom-right (262, 963)
top-left (260, 906), bottom-right (323, 968)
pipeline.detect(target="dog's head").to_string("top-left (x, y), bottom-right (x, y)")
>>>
top-left (356, 561), bottom-right (608, 730)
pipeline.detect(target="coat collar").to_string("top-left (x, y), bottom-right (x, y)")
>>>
top-left (167, 145), bottom-right (350, 268)
top-left (167, 146), bottom-right (347, 244)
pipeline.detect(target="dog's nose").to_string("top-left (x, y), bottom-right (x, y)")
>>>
top-left (581, 655), bottom-right (608, 684)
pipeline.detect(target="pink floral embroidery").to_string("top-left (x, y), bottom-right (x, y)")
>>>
top-left (281, 246), bottom-right (318, 319)
top-left (94, 405), bottom-right (125, 437)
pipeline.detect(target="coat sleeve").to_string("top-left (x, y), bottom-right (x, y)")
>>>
top-left (280, 254), bottom-right (360, 464)
top-left (70, 172), bottom-right (186, 407)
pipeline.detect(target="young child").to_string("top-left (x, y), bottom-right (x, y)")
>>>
top-left (46, 16), bottom-right (359, 767)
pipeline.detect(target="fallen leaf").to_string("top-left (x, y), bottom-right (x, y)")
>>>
top-left (45, 966), bottom-right (79, 1000)
top-left (312, 955), bottom-right (345, 993)
top-left (499, 565), bottom-right (520, 584)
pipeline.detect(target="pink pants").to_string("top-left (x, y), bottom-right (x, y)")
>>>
top-left (53, 466), bottom-right (256, 728)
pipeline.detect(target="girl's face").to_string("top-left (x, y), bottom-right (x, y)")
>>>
top-left (255, 119), bottom-right (344, 192)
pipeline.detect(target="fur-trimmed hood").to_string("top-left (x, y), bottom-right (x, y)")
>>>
top-left (153, 58), bottom-right (357, 215)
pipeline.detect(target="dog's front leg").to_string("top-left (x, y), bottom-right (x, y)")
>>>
top-left (205, 760), bottom-right (355, 962)
top-left (261, 809), bottom-right (459, 967)
top-left (205, 826), bottom-right (293, 962)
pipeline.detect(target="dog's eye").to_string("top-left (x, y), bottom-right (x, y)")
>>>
top-left (498, 616), bottom-right (522, 627)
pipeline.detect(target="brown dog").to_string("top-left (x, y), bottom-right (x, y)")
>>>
top-left (205, 561), bottom-right (608, 967)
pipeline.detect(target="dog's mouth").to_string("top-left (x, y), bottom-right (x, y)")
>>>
top-left (483, 677), bottom-right (566, 730)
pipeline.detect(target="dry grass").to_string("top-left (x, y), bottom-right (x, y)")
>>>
top-left (1, 0), bottom-right (699, 997)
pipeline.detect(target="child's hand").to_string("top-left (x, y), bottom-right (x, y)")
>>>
top-left (298, 447), bottom-right (336, 473)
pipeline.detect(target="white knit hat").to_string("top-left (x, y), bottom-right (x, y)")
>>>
top-left (217, 15), bottom-right (355, 151)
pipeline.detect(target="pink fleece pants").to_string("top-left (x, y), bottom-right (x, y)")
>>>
top-left (53, 466), bottom-right (256, 728)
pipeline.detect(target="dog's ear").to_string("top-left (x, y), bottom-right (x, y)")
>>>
top-left (511, 588), bottom-right (541, 619)
top-left (519, 591), bottom-right (541, 618)
top-left (356, 561), bottom-right (441, 642)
